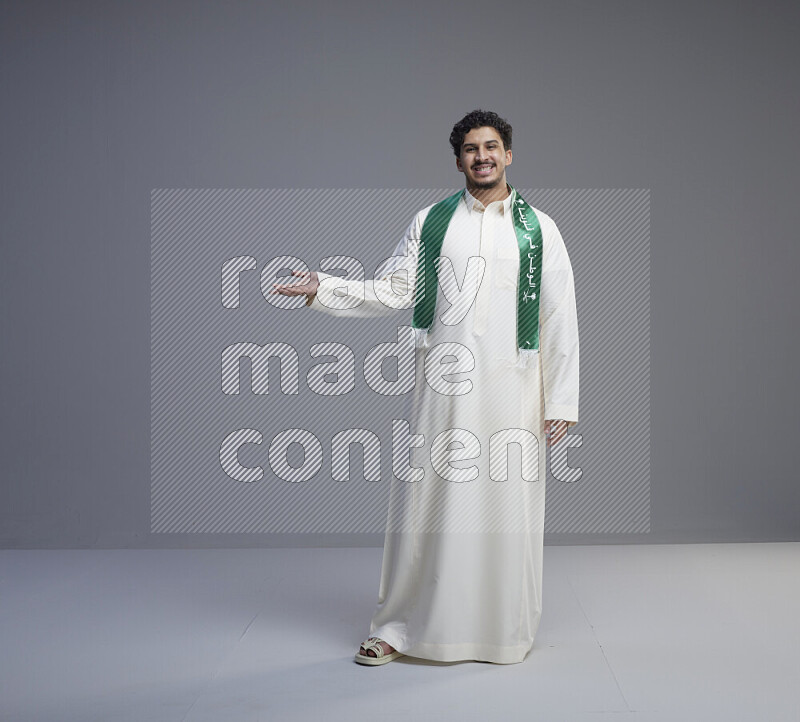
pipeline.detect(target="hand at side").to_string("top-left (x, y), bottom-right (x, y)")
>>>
top-left (544, 419), bottom-right (569, 447)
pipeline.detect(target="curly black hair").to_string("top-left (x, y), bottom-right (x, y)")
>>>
top-left (449, 109), bottom-right (512, 157)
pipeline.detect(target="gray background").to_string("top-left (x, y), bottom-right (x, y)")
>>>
top-left (149, 188), bottom-right (649, 535)
top-left (2, 0), bottom-right (798, 547)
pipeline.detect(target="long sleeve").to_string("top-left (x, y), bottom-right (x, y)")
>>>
top-left (308, 214), bottom-right (422, 318)
top-left (538, 213), bottom-right (580, 427)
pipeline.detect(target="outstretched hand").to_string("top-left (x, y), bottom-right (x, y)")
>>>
top-left (270, 270), bottom-right (320, 306)
top-left (544, 419), bottom-right (569, 447)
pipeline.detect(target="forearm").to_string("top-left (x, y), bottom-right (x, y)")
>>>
top-left (539, 217), bottom-right (579, 427)
top-left (540, 296), bottom-right (580, 427)
top-left (307, 269), bottom-right (416, 318)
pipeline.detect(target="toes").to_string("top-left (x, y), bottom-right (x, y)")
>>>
top-left (358, 637), bottom-right (395, 659)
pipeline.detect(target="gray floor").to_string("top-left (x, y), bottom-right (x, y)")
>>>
top-left (1, 543), bottom-right (798, 722)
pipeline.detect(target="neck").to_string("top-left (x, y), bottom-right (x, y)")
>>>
top-left (466, 181), bottom-right (510, 206)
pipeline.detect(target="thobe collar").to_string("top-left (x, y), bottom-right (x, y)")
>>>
top-left (463, 183), bottom-right (515, 216)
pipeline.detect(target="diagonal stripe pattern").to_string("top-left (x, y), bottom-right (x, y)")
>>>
top-left (151, 189), bottom-right (650, 534)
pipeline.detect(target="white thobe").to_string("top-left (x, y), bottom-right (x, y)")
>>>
top-left (309, 186), bottom-right (579, 663)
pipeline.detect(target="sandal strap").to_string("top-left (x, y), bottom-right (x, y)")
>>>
top-left (360, 637), bottom-right (386, 657)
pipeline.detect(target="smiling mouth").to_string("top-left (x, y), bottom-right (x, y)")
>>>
top-left (473, 164), bottom-right (495, 174)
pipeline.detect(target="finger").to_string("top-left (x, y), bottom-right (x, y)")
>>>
top-left (273, 282), bottom-right (305, 292)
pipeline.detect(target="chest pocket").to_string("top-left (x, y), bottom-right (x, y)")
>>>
top-left (494, 241), bottom-right (518, 289)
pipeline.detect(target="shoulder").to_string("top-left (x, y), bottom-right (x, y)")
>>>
top-left (414, 202), bottom-right (436, 229)
top-left (408, 192), bottom-right (465, 238)
top-left (526, 206), bottom-right (569, 267)
top-left (527, 206), bottom-right (564, 246)
top-left (528, 206), bottom-right (558, 233)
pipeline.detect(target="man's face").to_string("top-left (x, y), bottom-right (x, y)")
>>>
top-left (455, 126), bottom-right (512, 190)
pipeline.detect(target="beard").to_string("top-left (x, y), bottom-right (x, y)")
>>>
top-left (469, 166), bottom-right (503, 189)
top-left (472, 178), bottom-right (502, 189)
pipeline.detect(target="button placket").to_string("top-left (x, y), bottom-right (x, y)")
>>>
top-left (473, 208), bottom-right (494, 336)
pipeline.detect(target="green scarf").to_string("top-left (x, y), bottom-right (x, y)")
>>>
top-left (411, 185), bottom-right (543, 365)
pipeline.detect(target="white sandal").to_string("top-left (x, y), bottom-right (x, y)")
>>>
top-left (354, 636), bottom-right (403, 666)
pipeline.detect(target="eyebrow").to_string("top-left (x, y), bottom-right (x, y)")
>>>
top-left (464, 140), bottom-right (499, 149)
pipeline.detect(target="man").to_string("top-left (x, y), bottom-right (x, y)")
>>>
top-left (273, 110), bottom-right (579, 665)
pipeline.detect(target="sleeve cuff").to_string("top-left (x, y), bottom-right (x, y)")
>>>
top-left (544, 404), bottom-right (579, 428)
top-left (307, 271), bottom-right (335, 313)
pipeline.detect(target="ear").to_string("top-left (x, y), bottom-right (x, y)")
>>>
top-left (505, 149), bottom-right (512, 166)
top-left (455, 157), bottom-right (464, 173)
